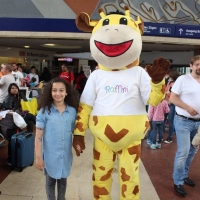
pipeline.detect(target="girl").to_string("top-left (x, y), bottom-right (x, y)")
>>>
top-left (35, 78), bottom-right (78, 200)
top-left (148, 99), bottom-right (170, 149)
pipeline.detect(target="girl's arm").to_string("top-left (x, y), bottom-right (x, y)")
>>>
top-left (35, 127), bottom-right (44, 171)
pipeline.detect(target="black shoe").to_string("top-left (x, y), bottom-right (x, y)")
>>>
top-left (174, 184), bottom-right (187, 196)
top-left (183, 177), bottom-right (195, 187)
top-left (164, 138), bottom-right (172, 143)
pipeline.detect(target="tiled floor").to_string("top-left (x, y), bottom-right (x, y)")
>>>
top-left (1, 130), bottom-right (200, 199)
top-left (142, 133), bottom-right (200, 200)
top-left (0, 131), bottom-right (159, 200)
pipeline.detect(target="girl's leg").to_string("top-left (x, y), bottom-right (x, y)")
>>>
top-left (24, 113), bottom-right (36, 124)
top-left (57, 178), bottom-right (67, 200)
top-left (150, 122), bottom-right (157, 148)
top-left (23, 113), bottom-right (36, 132)
top-left (158, 122), bottom-right (164, 144)
top-left (168, 104), bottom-right (175, 140)
top-left (45, 171), bottom-right (56, 200)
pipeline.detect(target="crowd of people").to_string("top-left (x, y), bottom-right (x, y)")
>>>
top-left (0, 56), bottom-right (200, 199)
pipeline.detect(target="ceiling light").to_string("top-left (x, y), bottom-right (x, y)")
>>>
top-left (43, 44), bottom-right (56, 46)
top-left (41, 44), bottom-right (82, 49)
top-left (24, 46), bottom-right (30, 48)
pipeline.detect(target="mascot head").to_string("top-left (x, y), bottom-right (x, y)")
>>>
top-left (76, 6), bottom-right (144, 70)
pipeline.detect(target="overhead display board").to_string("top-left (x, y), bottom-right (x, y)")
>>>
top-left (144, 22), bottom-right (200, 39)
top-left (0, 0), bottom-right (200, 39)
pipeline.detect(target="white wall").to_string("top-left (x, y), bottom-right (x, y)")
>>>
top-left (140, 51), bottom-right (194, 65)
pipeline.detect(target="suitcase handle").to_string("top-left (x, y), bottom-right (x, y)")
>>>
top-left (24, 133), bottom-right (33, 138)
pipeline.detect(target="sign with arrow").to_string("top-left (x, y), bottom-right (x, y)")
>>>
top-left (175, 25), bottom-right (200, 38)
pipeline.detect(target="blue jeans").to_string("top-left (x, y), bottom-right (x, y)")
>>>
top-left (45, 170), bottom-right (67, 200)
top-left (146, 129), bottom-right (152, 141)
top-left (168, 104), bottom-right (175, 139)
top-left (173, 115), bottom-right (200, 185)
top-left (151, 121), bottom-right (164, 144)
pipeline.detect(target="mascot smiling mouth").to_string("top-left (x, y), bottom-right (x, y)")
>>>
top-left (94, 40), bottom-right (133, 57)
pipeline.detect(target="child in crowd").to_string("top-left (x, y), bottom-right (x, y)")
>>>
top-left (35, 78), bottom-right (78, 200)
top-left (148, 99), bottom-right (170, 149)
top-left (192, 126), bottom-right (200, 148)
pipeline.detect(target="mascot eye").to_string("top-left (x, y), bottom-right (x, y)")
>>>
top-left (103, 19), bottom-right (109, 26)
top-left (120, 18), bottom-right (127, 25)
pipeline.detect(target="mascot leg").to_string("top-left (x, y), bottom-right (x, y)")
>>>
top-left (118, 140), bottom-right (141, 200)
top-left (93, 138), bottom-right (116, 200)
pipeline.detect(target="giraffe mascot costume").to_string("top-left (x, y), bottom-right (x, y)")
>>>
top-left (73, 6), bottom-right (170, 200)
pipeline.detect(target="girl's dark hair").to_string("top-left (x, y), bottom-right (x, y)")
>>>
top-left (38, 78), bottom-right (78, 113)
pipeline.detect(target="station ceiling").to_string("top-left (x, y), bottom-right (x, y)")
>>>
top-left (0, 37), bottom-right (198, 54)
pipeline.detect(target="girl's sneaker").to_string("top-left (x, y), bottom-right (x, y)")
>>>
top-left (156, 143), bottom-right (162, 149)
top-left (150, 144), bottom-right (156, 149)
top-left (147, 139), bottom-right (152, 145)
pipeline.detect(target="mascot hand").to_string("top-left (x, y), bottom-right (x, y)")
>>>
top-left (146, 57), bottom-right (171, 83)
top-left (73, 135), bottom-right (85, 156)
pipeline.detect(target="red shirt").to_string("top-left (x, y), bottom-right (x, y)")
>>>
top-left (76, 74), bottom-right (87, 90)
top-left (59, 71), bottom-right (74, 83)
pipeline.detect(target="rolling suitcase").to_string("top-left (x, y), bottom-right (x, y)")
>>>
top-left (11, 131), bottom-right (34, 172)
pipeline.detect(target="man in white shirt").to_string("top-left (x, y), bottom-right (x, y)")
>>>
top-left (0, 64), bottom-right (15, 103)
top-left (170, 55), bottom-right (200, 196)
top-left (11, 63), bottom-right (23, 87)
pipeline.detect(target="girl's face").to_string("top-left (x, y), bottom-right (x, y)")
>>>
top-left (51, 82), bottom-right (67, 103)
top-left (10, 85), bottom-right (19, 95)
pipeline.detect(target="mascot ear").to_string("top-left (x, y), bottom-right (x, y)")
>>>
top-left (75, 12), bottom-right (98, 32)
top-left (123, 5), bottom-right (144, 35)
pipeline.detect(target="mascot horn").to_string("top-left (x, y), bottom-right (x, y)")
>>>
top-left (73, 5), bottom-right (170, 200)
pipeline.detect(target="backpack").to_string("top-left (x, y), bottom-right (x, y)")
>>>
top-left (80, 77), bottom-right (87, 89)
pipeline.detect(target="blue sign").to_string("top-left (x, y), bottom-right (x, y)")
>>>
top-left (0, 18), bottom-right (200, 39)
top-left (143, 22), bottom-right (200, 39)
top-left (176, 25), bottom-right (200, 38)
top-left (143, 22), bottom-right (175, 36)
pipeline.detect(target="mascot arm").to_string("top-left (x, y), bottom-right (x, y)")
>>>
top-left (73, 102), bottom-right (92, 156)
top-left (146, 57), bottom-right (170, 106)
top-left (147, 79), bottom-right (165, 106)
top-left (74, 102), bottom-right (93, 136)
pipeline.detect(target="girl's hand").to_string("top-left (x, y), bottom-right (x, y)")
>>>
top-left (35, 157), bottom-right (44, 171)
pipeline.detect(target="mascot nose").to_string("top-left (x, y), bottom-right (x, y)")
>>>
top-left (105, 28), bottom-right (119, 32)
